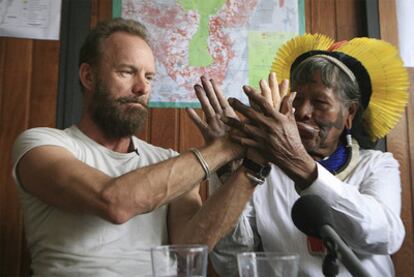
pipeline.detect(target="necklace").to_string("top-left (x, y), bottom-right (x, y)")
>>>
top-left (317, 143), bottom-right (350, 174)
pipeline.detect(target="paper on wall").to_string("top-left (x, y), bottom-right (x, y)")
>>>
top-left (0, 0), bottom-right (62, 40)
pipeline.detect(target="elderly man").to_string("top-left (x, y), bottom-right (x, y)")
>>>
top-left (11, 18), bottom-right (269, 276)
top-left (206, 34), bottom-right (407, 276)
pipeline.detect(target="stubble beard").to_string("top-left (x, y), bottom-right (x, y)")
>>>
top-left (91, 79), bottom-right (148, 139)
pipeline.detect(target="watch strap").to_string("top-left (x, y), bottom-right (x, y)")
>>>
top-left (242, 158), bottom-right (271, 185)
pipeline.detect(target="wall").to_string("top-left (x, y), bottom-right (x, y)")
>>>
top-left (378, 1), bottom-right (414, 274)
top-left (0, 0), bottom-right (412, 276)
top-left (0, 36), bottom-right (60, 277)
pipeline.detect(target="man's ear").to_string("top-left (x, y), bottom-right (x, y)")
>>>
top-left (345, 102), bottom-right (358, 129)
top-left (79, 63), bottom-right (95, 91)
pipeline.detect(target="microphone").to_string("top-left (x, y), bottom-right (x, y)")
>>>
top-left (291, 194), bottom-right (370, 277)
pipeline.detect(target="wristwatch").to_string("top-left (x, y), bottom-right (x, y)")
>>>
top-left (242, 157), bottom-right (271, 185)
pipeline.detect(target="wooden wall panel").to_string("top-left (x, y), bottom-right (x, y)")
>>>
top-left (306, 0), bottom-right (366, 40)
top-left (378, 0), bottom-right (414, 275)
top-left (388, 86), bottom-right (414, 276)
top-left (150, 108), bottom-right (179, 150)
top-left (0, 38), bottom-right (33, 277)
top-left (392, 68), bottom-right (414, 276)
top-left (335, 0), bottom-right (366, 40)
top-left (0, 40), bottom-right (4, 113)
top-left (178, 109), bottom-right (204, 152)
top-left (0, 37), bottom-right (61, 276)
top-left (407, 69), bottom-right (414, 244)
top-left (30, 41), bottom-right (60, 127)
top-left (90, 0), bottom-right (113, 26)
top-left (306, 0), bottom-right (336, 38)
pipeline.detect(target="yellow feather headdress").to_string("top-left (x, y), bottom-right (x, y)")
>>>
top-left (271, 33), bottom-right (409, 141)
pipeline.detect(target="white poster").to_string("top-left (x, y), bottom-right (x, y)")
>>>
top-left (396, 0), bottom-right (414, 67)
top-left (0, 0), bottom-right (62, 40)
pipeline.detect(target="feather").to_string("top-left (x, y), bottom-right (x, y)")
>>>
top-left (270, 34), bottom-right (409, 141)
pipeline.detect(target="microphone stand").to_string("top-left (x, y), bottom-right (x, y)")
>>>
top-left (291, 195), bottom-right (371, 277)
top-left (322, 237), bottom-right (339, 277)
top-left (320, 226), bottom-right (371, 277)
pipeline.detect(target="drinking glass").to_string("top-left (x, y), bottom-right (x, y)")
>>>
top-left (151, 244), bottom-right (208, 277)
top-left (237, 252), bottom-right (299, 277)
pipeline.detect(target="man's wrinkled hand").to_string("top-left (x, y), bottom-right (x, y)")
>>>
top-left (187, 76), bottom-right (238, 144)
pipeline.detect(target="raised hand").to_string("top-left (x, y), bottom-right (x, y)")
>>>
top-left (224, 84), bottom-right (317, 188)
top-left (224, 89), bottom-right (299, 154)
top-left (243, 72), bottom-right (289, 113)
top-left (237, 72), bottom-right (291, 164)
top-left (187, 76), bottom-right (238, 144)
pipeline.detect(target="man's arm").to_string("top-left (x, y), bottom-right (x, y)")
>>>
top-left (168, 165), bottom-right (258, 250)
top-left (16, 136), bottom-right (241, 224)
top-left (168, 74), bottom-right (283, 250)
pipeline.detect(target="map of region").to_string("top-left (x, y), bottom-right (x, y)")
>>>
top-left (115, 0), bottom-right (304, 107)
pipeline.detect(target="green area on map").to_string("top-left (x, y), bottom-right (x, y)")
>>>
top-left (248, 31), bottom-right (296, 89)
top-left (179, 0), bottom-right (225, 67)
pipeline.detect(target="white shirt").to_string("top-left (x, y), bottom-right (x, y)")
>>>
top-left (12, 125), bottom-right (178, 277)
top-left (211, 148), bottom-right (405, 276)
